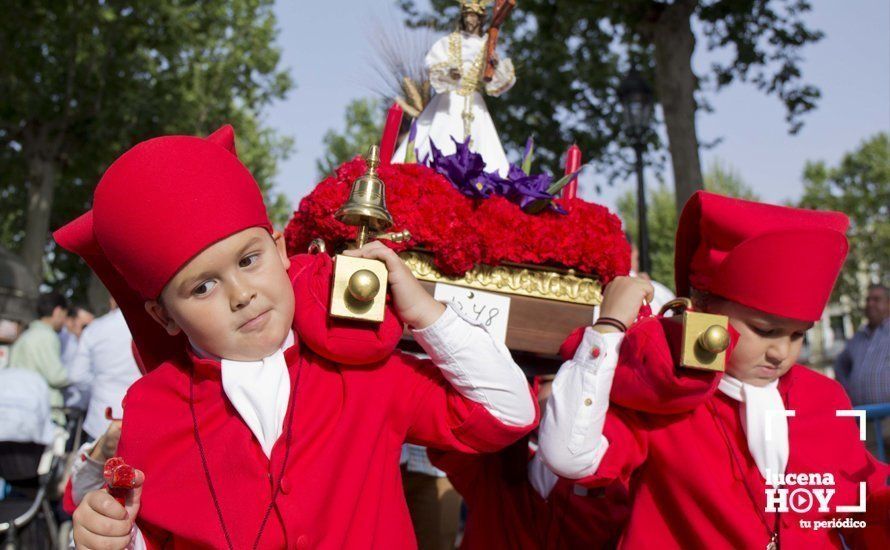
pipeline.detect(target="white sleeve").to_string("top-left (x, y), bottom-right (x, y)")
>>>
top-left (411, 304), bottom-right (535, 427)
top-left (66, 330), bottom-right (94, 408)
top-left (527, 452), bottom-right (559, 499)
top-left (426, 36), bottom-right (460, 94)
top-left (130, 528), bottom-right (146, 550)
top-left (538, 327), bottom-right (623, 479)
top-left (484, 57), bottom-right (515, 97)
top-left (70, 442), bottom-right (106, 505)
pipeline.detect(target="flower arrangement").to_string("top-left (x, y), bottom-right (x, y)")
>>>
top-left (425, 136), bottom-right (576, 214)
top-left (285, 154), bottom-right (630, 283)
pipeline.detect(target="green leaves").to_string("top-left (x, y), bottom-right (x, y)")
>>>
top-left (618, 158), bottom-right (759, 284)
top-left (0, 0), bottom-right (294, 302)
top-left (399, 0), bottom-right (822, 187)
top-left (316, 98), bottom-right (385, 178)
top-left (546, 170), bottom-right (579, 196)
top-left (799, 132), bottom-right (890, 313)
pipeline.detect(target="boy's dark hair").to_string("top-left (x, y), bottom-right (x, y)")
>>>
top-left (690, 287), bottom-right (727, 312)
top-left (66, 304), bottom-right (89, 319)
top-left (36, 291), bottom-right (69, 318)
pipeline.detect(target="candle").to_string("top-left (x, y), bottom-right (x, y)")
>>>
top-left (562, 144), bottom-right (581, 200)
top-left (379, 102), bottom-right (403, 166)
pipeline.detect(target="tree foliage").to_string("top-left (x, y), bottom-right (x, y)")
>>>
top-left (799, 132), bottom-right (889, 308)
top-left (315, 98), bottom-right (385, 179)
top-left (618, 158), bottom-right (759, 286)
top-left (398, 0), bottom-right (822, 211)
top-left (0, 0), bottom-right (294, 302)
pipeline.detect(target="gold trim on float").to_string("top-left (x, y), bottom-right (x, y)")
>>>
top-left (400, 250), bottom-right (603, 306)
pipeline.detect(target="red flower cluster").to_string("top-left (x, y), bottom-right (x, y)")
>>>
top-left (285, 159), bottom-right (630, 283)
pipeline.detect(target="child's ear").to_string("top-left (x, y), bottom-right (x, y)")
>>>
top-left (145, 300), bottom-right (181, 336)
top-left (271, 230), bottom-right (291, 270)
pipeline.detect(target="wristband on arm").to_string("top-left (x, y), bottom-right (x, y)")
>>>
top-left (593, 317), bottom-right (627, 333)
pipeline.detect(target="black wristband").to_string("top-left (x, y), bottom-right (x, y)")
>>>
top-left (594, 316), bottom-right (628, 333)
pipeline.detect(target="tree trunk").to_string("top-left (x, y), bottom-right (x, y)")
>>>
top-left (87, 271), bottom-right (111, 315)
top-left (21, 149), bottom-right (59, 279)
top-left (649, 0), bottom-right (703, 215)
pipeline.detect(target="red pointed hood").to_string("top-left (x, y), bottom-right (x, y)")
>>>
top-left (54, 125), bottom-right (272, 373)
top-left (56, 125), bottom-right (402, 372)
top-left (675, 191), bottom-right (849, 322)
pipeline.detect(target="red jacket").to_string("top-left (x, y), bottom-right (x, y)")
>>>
top-left (116, 255), bottom-right (536, 549)
top-left (430, 437), bottom-right (628, 549)
top-left (580, 318), bottom-right (890, 549)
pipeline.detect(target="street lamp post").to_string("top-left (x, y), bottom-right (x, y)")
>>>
top-left (618, 68), bottom-right (655, 275)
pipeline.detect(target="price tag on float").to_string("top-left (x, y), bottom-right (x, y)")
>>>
top-left (434, 283), bottom-right (511, 345)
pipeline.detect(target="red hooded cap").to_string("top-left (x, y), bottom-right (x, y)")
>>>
top-left (55, 126), bottom-right (403, 373)
top-left (83, 125), bottom-right (271, 299)
top-left (675, 191), bottom-right (849, 322)
top-left (54, 126), bottom-right (270, 371)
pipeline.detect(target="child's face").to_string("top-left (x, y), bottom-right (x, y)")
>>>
top-left (708, 300), bottom-right (812, 387)
top-left (146, 227), bottom-right (295, 361)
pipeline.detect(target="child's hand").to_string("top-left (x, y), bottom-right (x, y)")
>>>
top-left (597, 276), bottom-right (654, 334)
top-left (90, 420), bottom-right (122, 462)
top-left (341, 241), bottom-right (445, 329)
top-left (72, 470), bottom-right (144, 550)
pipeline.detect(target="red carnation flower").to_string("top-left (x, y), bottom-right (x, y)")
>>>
top-left (285, 163), bottom-right (629, 283)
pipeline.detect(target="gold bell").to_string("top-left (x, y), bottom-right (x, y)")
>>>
top-left (659, 298), bottom-right (731, 372)
top-left (329, 145), bottom-right (410, 323)
top-left (335, 145), bottom-right (393, 248)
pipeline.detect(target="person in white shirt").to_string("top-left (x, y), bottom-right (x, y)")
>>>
top-left (61, 305), bottom-right (94, 409)
top-left (60, 305), bottom-right (94, 368)
top-left (67, 300), bottom-right (140, 441)
top-left (0, 368), bottom-right (56, 445)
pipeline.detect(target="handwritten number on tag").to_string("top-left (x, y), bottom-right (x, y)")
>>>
top-left (467, 302), bottom-right (500, 327)
top-left (434, 283), bottom-right (511, 344)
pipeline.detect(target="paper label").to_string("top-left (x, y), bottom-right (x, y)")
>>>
top-left (433, 283), bottom-right (511, 344)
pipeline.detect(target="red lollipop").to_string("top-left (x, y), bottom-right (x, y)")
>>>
top-left (103, 457), bottom-right (137, 507)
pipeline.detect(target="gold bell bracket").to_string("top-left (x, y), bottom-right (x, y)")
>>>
top-left (660, 298), bottom-right (731, 372)
top-left (330, 255), bottom-right (389, 321)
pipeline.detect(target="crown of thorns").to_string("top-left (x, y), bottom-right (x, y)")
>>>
top-left (459, 0), bottom-right (492, 15)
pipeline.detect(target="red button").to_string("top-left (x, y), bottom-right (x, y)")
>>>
top-left (591, 347), bottom-right (601, 358)
top-left (280, 479), bottom-right (291, 494)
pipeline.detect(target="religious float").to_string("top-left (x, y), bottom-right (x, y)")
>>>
top-left (285, 0), bottom-right (630, 369)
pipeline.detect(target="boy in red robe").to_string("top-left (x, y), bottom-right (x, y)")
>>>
top-left (540, 191), bottom-right (889, 548)
top-left (58, 126), bottom-right (537, 549)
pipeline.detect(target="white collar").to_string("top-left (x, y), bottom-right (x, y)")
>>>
top-left (217, 331), bottom-right (294, 458)
top-left (718, 374), bottom-right (789, 484)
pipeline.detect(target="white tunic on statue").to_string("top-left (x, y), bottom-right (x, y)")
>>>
top-left (394, 31), bottom-right (516, 176)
